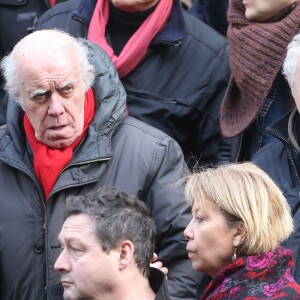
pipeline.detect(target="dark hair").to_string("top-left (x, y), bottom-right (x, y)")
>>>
top-left (65, 187), bottom-right (156, 277)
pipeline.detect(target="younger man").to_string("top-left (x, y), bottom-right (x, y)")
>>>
top-left (48, 187), bottom-right (169, 300)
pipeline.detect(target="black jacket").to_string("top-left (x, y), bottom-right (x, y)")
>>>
top-left (252, 108), bottom-right (300, 283)
top-left (0, 41), bottom-right (201, 300)
top-left (188, 0), bottom-right (229, 36)
top-left (46, 267), bottom-right (170, 300)
top-left (35, 0), bottom-right (231, 167)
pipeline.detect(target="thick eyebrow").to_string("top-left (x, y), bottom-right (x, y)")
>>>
top-left (57, 235), bottom-right (85, 245)
top-left (57, 81), bottom-right (76, 91)
top-left (29, 88), bottom-right (48, 98)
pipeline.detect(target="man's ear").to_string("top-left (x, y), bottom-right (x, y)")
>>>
top-left (233, 223), bottom-right (246, 247)
top-left (118, 240), bottom-right (134, 270)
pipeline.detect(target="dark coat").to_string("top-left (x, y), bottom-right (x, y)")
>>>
top-left (0, 41), bottom-right (201, 300)
top-left (35, 0), bottom-right (231, 167)
top-left (188, 0), bottom-right (229, 36)
top-left (252, 108), bottom-right (300, 283)
top-left (46, 267), bottom-right (171, 300)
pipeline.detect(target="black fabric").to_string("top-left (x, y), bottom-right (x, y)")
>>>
top-left (107, 2), bottom-right (156, 55)
top-left (231, 73), bottom-right (294, 162)
top-left (188, 0), bottom-right (229, 36)
top-left (46, 284), bottom-right (64, 300)
top-left (35, 0), bottom-right (231, 168)
top-left (252, 109), bottom-right (300, 284)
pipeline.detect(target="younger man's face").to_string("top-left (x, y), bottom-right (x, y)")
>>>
top-left (54, 214), bottom-right (119, 300)
top-left (243, 0), bottom-right (295, 22)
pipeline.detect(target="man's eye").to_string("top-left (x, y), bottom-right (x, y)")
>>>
top-left (61, 86), bottom-right (73, 93)
top-left (71, 246), bottom-right (82, 253)
top-left (33, 94), bottom-right (46, 101)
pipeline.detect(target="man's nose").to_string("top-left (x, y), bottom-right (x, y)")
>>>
top-left (54, 250), bottom-right (70, 273)
top-left (48, 95), bottom-right (65, 116)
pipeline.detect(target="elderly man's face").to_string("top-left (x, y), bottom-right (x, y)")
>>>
top-left (243, 0), bottom-right (295, 22)
top-left (18, 47), bottom-right (86, 148)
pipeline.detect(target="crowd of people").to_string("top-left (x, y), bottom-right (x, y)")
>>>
top-left (1, 0), bottom-right (300, 299)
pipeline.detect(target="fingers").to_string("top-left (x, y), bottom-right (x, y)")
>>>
top-left (150, 261), bottom-right (168, 275)
top-left (151, 252), bottom-right (158, 263)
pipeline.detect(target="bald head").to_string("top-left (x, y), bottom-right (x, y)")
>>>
top-left (1, 29), bottom-right (95, 105)
top-left (14, 29), bottom-right (77, 61)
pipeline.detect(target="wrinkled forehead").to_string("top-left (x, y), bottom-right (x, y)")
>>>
top-left (15, 45), bottom-right (81, 85)
top-left (14, 31), bottom-right (79, 70)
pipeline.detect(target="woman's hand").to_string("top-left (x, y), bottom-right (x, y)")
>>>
top-left (150, 253), bottom-right (168, 275)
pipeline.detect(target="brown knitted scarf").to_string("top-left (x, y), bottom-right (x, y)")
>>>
top-left (220, 0), bottom-right (300, 137)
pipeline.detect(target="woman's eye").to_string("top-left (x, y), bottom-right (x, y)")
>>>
top-left (196, 216), bottom-right (203, 223)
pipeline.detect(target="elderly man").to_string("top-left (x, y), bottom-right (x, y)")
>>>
top-left (47, 187), bottom-right (169, 300)
top-left (34, 0), bottom-right (231, 168)
top-left (221, 0), bottom-right (300, 161)
top-left (0, 29), bottom-right (199, 300)
top-left (252, 33), bottom-right (300, 285)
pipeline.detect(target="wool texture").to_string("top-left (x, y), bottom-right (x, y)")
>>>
top-left (220, 1), bottom-right (300, 137)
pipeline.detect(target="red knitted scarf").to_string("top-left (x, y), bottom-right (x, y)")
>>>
top-left (88, 0), bottom-right (172, 78)
top-left (24, 88), bottom-right (95, 200)
top-left (220, 1), bottom-right (300, 137)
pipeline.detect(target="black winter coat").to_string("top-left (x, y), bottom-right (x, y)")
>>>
top-left (252, 108), bottom-right (300, 283)
top-left (0, 42), bottom-right (201, 300)
top-left (35, 0), bottom-right (231, 167)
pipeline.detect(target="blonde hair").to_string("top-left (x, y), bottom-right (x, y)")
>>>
top-left (185, 162), bottom-right (294, 255)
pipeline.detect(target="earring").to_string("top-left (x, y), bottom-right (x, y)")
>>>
top-left (232, 248), bottom-right (237, 262)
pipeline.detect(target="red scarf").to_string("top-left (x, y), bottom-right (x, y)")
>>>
top-left (88, 0), bottom-right (172, 78)
top-left (24, 88), bottom-right (95, 200)
top-left (49, 0), bottom-right (56, 7)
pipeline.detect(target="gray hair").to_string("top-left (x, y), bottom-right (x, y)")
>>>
top-left (283, 33), bottom-right (300, 89)
top-left (0, 30), bottom-right (95, 106)
top-left (65, 187), bottom-right (156, 278)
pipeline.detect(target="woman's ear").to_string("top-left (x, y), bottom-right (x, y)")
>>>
top-left (233, 222), bottom-right (246, 247)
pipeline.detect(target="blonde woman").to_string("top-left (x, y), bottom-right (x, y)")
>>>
top-left (184, 162), bottom-right (300, 299)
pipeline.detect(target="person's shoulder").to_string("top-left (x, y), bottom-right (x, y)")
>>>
top-left (182, 10), bottom-right (228, 52)
top-left (253, 140), bottom-right (285, 161)
top-left (116, 116), bottom-right (184, 155)
top-left (252, 139), bottom-right (288, 175)
top-left (120, 116), bottom-right (173, 141)
top-left (37, 0), bottom-right (80, 24)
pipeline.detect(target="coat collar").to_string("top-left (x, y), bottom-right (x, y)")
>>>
top-left (72, 0), bottom-right (184, 44)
